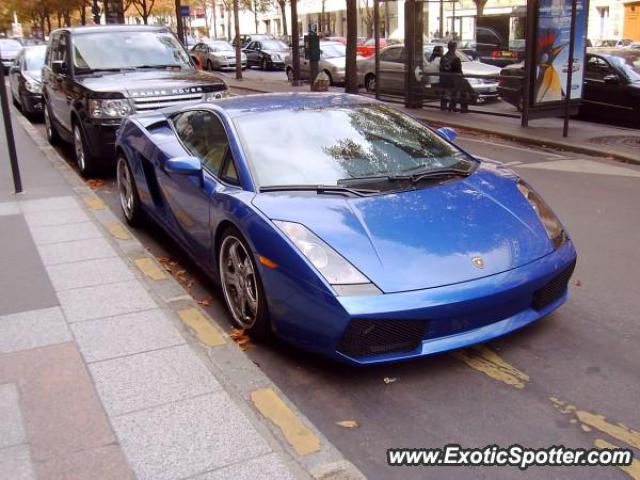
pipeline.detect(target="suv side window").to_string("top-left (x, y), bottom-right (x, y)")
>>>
top-left (51, 32), bottom-right (69, 66)
top-left (173, 110), bottom-right (229, 175)
top-left (46, 33), bottom-right (58, 66)
top-left (585, 56), bottom-right (613, 80)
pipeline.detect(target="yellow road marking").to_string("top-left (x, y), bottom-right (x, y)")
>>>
top-left (134, 258), bottom-right (167, 280)
top-left (594, 439), bottom-right (640, 480)
top-left (83, 195), bottom-right (105, 210)
top-left (106, 221), bottom-right (131, 240)
top-left (251, 387), bottom-right (321, 456)
top-left (551, 397), bottom-right (640, 450)
top-left (452, 345), bottom-right (529, 389)
top-left (178, 308), bottom-right (225, 346)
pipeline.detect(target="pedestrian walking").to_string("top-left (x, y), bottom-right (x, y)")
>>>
top-left (439, 41), bottom-right (468, 112)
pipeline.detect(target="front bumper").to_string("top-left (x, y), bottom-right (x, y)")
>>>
top-left (81, 119), bottom-right (120, 163)
top-left (471, 82), bottom-right (500, 100)
top-left (268, 240), bottom-right (577, 365)
top-left (21, 93), bottom-right (43, 113)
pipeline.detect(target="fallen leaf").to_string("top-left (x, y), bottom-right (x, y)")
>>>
top-left (198, 296), bottom-right (212, 307)
top-left (574, 280), bottom-right (582, 287)
top-left (383, 377), bottom-right (397, 384)
top-left (336, 420), bottom-right (359, 429)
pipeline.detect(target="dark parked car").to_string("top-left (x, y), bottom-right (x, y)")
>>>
top-left (461, 28), bottom-right (524, 67)
top-left (234, 34), bottom-right (274, 48)
top-left (244, 39), bottom-right (289, 70)
top-left (42, 25), bottom-right (227, 177)
top-left (498, 49), bottom-right (640, 124)
top-left (9, 45), bottom-right (47, 118)
top-left (1, 38), bottom-right (23, 72)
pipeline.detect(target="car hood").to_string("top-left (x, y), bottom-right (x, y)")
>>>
top-left (253, 164), bottom-right (554, 293)
top-left (74, 69), bottom-right (226, 95)
top-left (462, 61), bottom-right (501, 77)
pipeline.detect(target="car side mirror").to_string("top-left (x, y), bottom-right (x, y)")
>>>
top-left (603, 74), bottom-right (620, 84)
top-left (436, 127), bottom-right (457, 142)
top-left (51, 60), bottom-right (67, 75)
top-left (165, 156), bottom-right (202, 176)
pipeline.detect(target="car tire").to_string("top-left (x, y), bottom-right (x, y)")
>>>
top-left (516, 94), bottom-right (524, 112)
top-left (218, 226), bottom-right (270, 339)
top-left (116, 155), bottom-right (145, 227)
top-left (43, 103), bottom-right (61, 146)
top-left (323, 70), bottom-right (333, 86)
top-left (365, 74), bottom-right (376, 93)
top-left (261, 57), bottom-right (268, 71)
top-left (12, 92), bottom-right (21, 110)
top-left (207, 60), bottom-right (214, 71)
top-left (286, 67), bottom-right (294, 82)
top-left (73, 123), bottom-right (98, 178)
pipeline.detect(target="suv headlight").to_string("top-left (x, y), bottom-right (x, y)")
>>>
top-left (274, 221), bottom-right (381, 295)
top-left (88, 98), bottom-right (132, 118)
top-left (203, 90), bottom-right (228, 101)
top-left (25, 79), bottom-right (42, 94)
top-left (517, 179), bottom-right (566, 248)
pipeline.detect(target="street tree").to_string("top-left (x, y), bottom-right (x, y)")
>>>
top-left (275, 0), bottom-right (286, 35)
top-left (473, 0), bottom-right (487, 16)
top-left (124, 0), bottom-right (157, 23)
top-left (345, 0), bottom-right (358, 93)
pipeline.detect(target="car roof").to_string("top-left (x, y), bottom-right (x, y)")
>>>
top-left (50, 25), bottom-right (169, 35)
top-left (208, 93), bottom-right (374, 119)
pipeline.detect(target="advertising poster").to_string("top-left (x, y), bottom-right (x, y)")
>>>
top-left (533, 0), bottom-right (588, 105)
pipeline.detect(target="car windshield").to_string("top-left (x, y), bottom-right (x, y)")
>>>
top-left (234, 104), bottom-right (473, 189)
top-left (321, 44), bottom-right (346, 58)
top-left (609, 52), bottom-right (640, 82)
top-left (423, 46), bottom-right (470, 62)
top-left (209, 42), bottom-right (234, 52)
top-left (24, 46), bottom-right (47, 73)
top-left (73, 30), bottom-right (191, 71)
top-left (260, 40), bottom-right (287, 50)
top-left (0, 39), bottom-right (22, 53)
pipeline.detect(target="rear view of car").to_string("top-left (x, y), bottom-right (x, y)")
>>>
top-left (1, 38), bottom-right (23, 72)
top-left (9, 45), bottom-right (47, 118)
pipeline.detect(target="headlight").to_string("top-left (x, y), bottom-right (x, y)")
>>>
top-left (517, 179), bottom-right (566, 248)
top-left (88, 98), bottom-right (132, 118)
top-left (203, 89), bottom-right (228, 101)
top-left (25, 79), bottom-right (42, 94)
top-left (274, 221), bottom-right (380, 294)
top-left (269, 54), bottom-right (280, 61)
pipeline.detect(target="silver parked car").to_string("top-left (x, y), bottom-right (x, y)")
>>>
top-left (191, 40), bottom-right (247, 71)
top-left (357, 44), bottom-right (501, 103)
top-left (285, 41), bottom-right (346, 85)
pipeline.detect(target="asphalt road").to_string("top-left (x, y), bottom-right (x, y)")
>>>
top-left (20, 101), bottom-right (640, 480)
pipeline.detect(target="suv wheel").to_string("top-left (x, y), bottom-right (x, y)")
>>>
top-left (73, 124), bottom-right (97, 178)
top-left (44, 104), bottom-right (60, 145)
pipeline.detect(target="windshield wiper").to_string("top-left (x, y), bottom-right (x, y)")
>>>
top-left (259, 185), bottom-right (379, 197)
top-left (338, 167), bottom-right (472, 188)
top-left (133, 64), bottom-right (184, 69)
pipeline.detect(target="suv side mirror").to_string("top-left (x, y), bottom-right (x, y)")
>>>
top-left (603, 74), bottom-right (620, 84)
top-left (51, 60), bottom-right (67, 75)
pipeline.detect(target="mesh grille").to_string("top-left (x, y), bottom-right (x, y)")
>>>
top-left (337, 319), bottom-right (427, 358)
top-left (532, 260), bottom-right (576, 310)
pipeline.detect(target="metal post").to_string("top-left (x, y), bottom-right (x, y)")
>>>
top-left (0, 62), bottom-right (23, 194)
top-left (562, 0), bottom-right (577, 137)
top-left (439, 0), bottom-right (444, 38)
top-left (521, 0), bottom-right (537, 127)
top-left (374, 0), bottom-right (380, 99)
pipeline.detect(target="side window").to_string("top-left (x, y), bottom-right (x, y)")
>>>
top-left (220, 151), bottom-right (240, 185)
top-left (381, 47), bottom-right (403, 63)
top-left (247, 42), bottom-right (255, 50)
top-left (255, 42), bottom-right (262, 50)
top-left (173, 110), bottom-right (229, 175)
top-left (586, 56), bottom-right (612, 80)
top-left (46, 34), bottom-right (58, 66)
top-left (52, 33), bottom-right (68, 65)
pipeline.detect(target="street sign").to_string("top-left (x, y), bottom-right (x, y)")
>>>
top-left (180, 5), bottom-right (190, 17)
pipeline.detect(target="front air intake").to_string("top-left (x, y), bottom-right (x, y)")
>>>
top-left (337, 319), bottom-right (427, 358)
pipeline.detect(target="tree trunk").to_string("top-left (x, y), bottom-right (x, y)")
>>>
top-left (80, 5), bottom-right (86, 25)
top-left (233, 0), bottom-right (242, 78)
top-left (475, 0), bottom-right (487, 16)
top-left (46, 14), bottom-right (51, 34)
top-left (174, 0), bottom-right (184, 42)
top-left (290, 0), bottom-right (300, 83)
top-left (345, 0), bottom-right (358, 93)
top-left (63, 10), bottom-right (71, 26)
top-left (278, 0), bottom-right (287, 35)
top-left (253, 0), bottom-right (258, 33)
top-left (212, 0), bottom-right (218, 38)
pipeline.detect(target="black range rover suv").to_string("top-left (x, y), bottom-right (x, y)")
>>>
top-left (42, 25), bottom-right (228, 177)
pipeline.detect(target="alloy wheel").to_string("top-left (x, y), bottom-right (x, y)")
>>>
top-left (220, 236), bottom-right (259, 329)
top-left (366, 75), bottom-right (376, 93)
top-left (73, 125), bottom-right (86, 172)
top-left (117, 157), bottom-right (134, 221)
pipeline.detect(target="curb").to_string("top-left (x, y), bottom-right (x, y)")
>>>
top-left (226, 82), bottom-right (640, 166)
top-left (13, 112), bottom-right (366, 480)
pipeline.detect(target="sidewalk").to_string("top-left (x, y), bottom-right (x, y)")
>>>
top-left (0, 109), bottom-right (362, 479)
top-left (221, 72), bottom-right (640, 165)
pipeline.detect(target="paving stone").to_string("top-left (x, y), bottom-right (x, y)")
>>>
top-left (46, 257), bottom-right (134, 291)
top-left (0, 202), bottom-right (20, 216)
top-left (112, 392), bottom-right (271, 480)
top-left (190, 453), bottom-right (297, 480)
top-left (24, 207), bottom-right (89, 227)
top-left (57, 280), bottom-right (156, 323)
top-left (0, 444), bottom-right (36, 480)
top-left (20, 196), bottom-right (79, 213)
top-left (37, 237), bottom-right (118, 266)
top-left (29, 222), bottom-right (102, 246)
top-left (89, 345), bottom-right (220, 417)
top-left (0, 307), bottom-right (71, 354)
top-left (71, 309), bottom-right (185, 363)
top-left (0, 383), bottom-right (27, 449)
top-left (34, 444), bottom-right (134, 480)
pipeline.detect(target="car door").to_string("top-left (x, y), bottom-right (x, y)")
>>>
top-left (9, 51), bottom-right (22, 99)
top-left (48, 31), bottom-right (73, 132)
top-left (583, 54), bottom-right (631, 120)
top-left (378, 46), bottom-right (406, 93)
top-left (245, 42), bottom-right (259, 65)
top-left (159, 109), bottom-right (232, 261)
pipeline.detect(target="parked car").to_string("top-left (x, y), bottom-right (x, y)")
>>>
top-left (0, 38), bottom-right (23, 72)
top-left (285, 41), bottom-right (346, 84)
top-left (244, 39), bottom-right (289, 70)
top-left (498, 50), bottom-right (640, 124)
top-left (42, 25), bottom-right (227, 177)
top-left (9, 45), bottom-right (47, 118)
top-left (234, 34), bottom-right (274, 48)
top-left (357, 44), bottom-right (501, 103)
top-left (356, 37), bottom-right (400, 57)
top-left (191, 40), bottom-right (247, 70)
top-left (594, 39), bottom-right (633, 48)
top-left (459, 27), bottom-right (524, 67)
top-left (115, 93), bottom-right (576, 365)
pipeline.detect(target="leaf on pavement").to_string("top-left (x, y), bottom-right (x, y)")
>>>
top-left (230, 328), bottom-right (255, 350)
top-left (574, 279), bottom-right (582, 287)
top-left (336, 420), bottom-right (359, 429)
